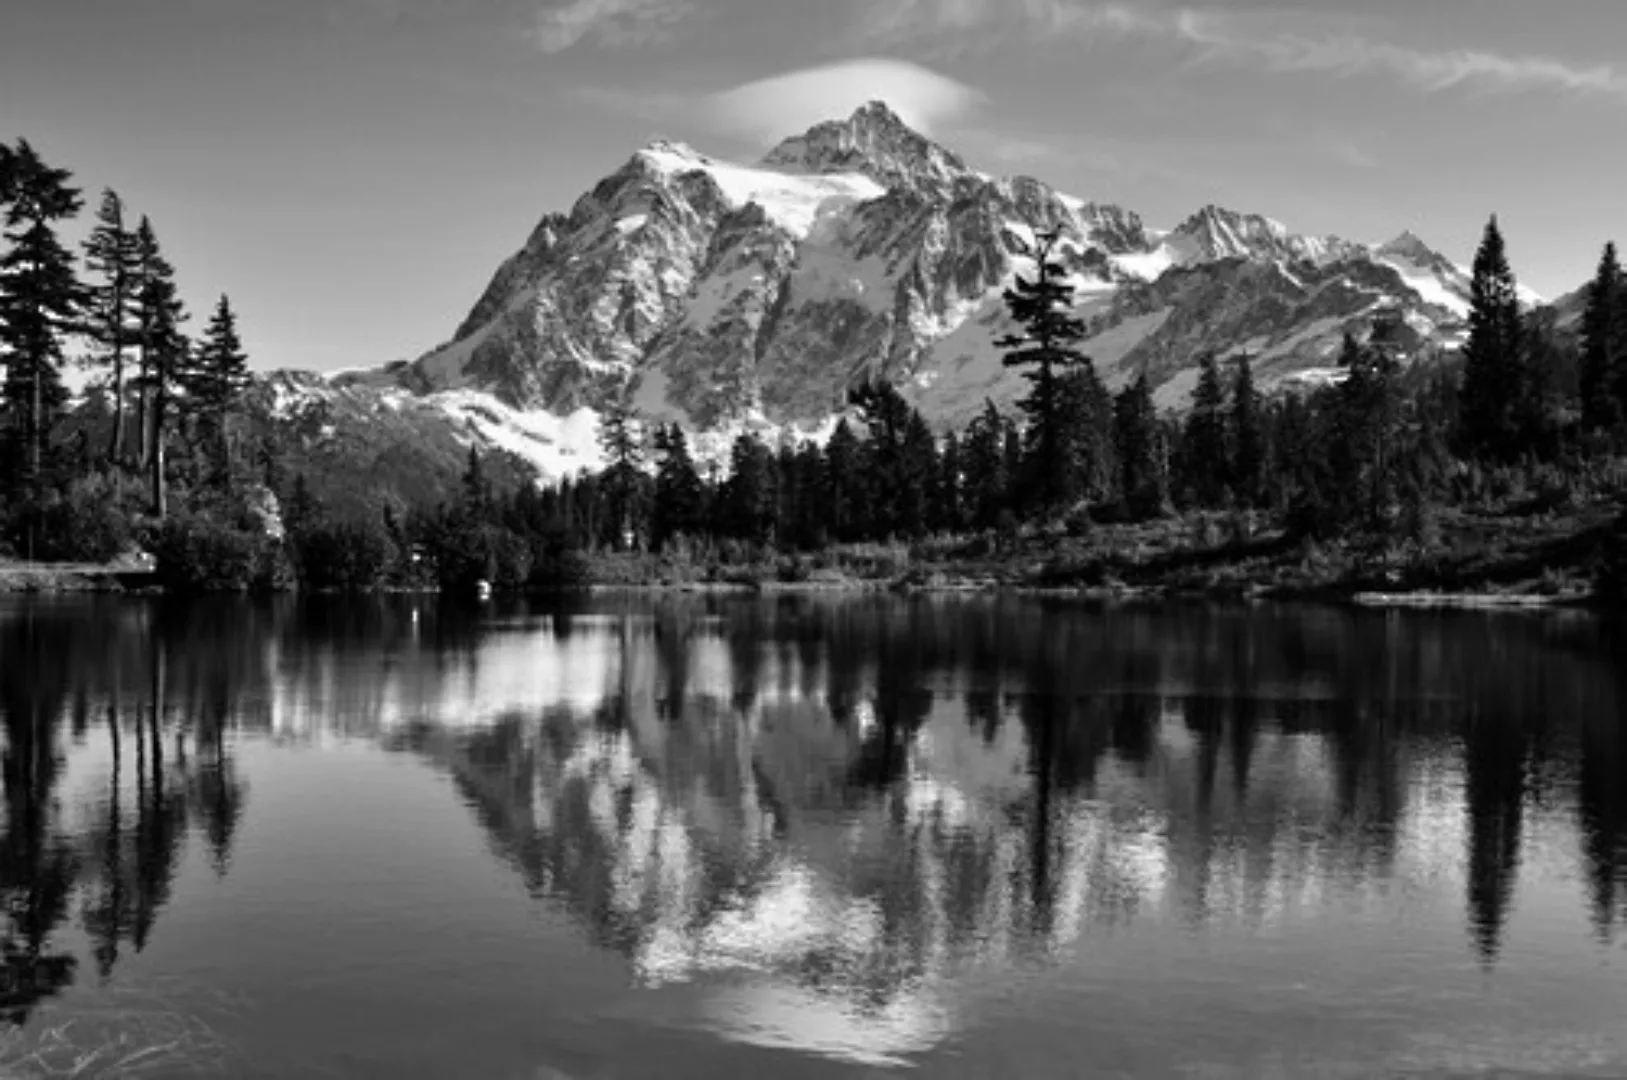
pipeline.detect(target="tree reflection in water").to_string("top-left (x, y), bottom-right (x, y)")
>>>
top-left (0, 599), bottom-right (256, 1026)
top-left (360, 597), bottom-right (1627, 1060)
top-left (2, 593), bottom-right (1625, 1062)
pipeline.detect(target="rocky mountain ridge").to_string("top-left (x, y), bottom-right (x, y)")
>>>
top-left (266, 101), bottom-right (1569, 490)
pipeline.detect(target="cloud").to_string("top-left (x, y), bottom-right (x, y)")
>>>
top-left (861, 0), bottom-right (1627, 103)
top-left (529, 0), bottom-right (696, 53)
top-left (1171, 9), bottom-right (1627, 102)
top-left (698, 58), bottom-right (986, 144)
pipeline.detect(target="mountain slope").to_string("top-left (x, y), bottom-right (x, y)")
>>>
top-left (347, 102), bottom-right (1534, 434)
top-left (268, 101), bottom-right (1581, 491)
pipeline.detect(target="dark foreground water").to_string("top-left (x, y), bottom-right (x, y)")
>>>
top-left (1, 595), bottom-right (1625, 1079)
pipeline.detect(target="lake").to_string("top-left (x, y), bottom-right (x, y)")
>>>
top-left (1, 594), bottom-right (1625, 1078)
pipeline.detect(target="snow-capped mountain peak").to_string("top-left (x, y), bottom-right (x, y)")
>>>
top-left (1377, 229), bottom-right (1439, 262)
top-left (761, 100), bottom-right (970, 195)
top-left (1166, 204), bottom-right (1353, 266)
top-left (311, 100), bottom-right (1577, 479)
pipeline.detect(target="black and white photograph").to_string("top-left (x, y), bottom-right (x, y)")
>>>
top-left (2, 0), bottom-right (1626, 1075)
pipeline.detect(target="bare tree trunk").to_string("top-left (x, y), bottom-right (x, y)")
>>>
top-left (136, 349), bottom-right (151, 470)
top-left (108, 343), bottom-right (126, 463)
top-left (28, 355), bottom-right (43, 482)
top-left (150, 387), bottom-right (167, 518)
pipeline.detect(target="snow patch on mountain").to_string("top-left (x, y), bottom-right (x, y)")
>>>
top-left (1112, 248), bottom-right (1176, 282)
top-left (431, 390), bottom-right (606, 478)
top-left (638, 143), bottom-right (886, 239)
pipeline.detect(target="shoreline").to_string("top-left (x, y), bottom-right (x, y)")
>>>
top-left (2, 563), bottom-right (1603, 612)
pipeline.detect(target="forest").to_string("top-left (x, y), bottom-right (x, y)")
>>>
top-left (3, 137), bottom-right (1626, 601)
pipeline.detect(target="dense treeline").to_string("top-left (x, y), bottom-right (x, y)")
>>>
top-left (4, 137), bottom-right (1625, 596)
top-left (479, 218), bottom-right (1626, 594)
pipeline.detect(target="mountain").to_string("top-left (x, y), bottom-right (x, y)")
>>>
top-left (272, 101), bottom-right (1568, 494)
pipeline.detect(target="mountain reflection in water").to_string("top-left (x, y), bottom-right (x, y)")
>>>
top-left (2, 594), bottom-right (1625, 1076)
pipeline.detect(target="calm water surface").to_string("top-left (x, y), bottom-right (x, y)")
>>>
top-left (2, 594), bottom-right (1625, 1078)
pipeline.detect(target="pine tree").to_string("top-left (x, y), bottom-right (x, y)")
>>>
top-left (651, 422), bottom-right (705, 548)
top-left (0, 139), bottom-right (83, 488)
top-left (1456, 215), bottom-right (1525, 461)
top-left (1068, 363), bottom-right (1117, 505)
top-left (1230, 354), bottom-right (1264, 507)
top-left (81, 188), bottom-right (141, 465)
top-left (1114, 373), bottom-right (1163, 520)
top-left (936, 431), bottom-right (965, 533)
top-left (596, 398), bottom-right (645, 551)
top-left (851, 382), bottom-right (937, 538)
top-left (1182, 350), bottom-right (1229, 507)
top-left (131, 217), bottom-right (187, 516)
top-left (1001, 417), bottom-right (1024, 521)
top-left (824, 418), bottom-right (865, 542)
top-left (1328, 330), bottom-right (1403, 532)
top-left (995, 227), bottom-right (1090, 514)
top-left (899, 410), bottom-right (940, 538)
top-left (961, 401), bottom-right (1008, 530)
top-left (460, 445), bottom-right (489, 516)
top-left (285, 472), bottom-right (319, 536)
top-left (1580, 242), bottom-right (1626, 436)
top-left (791, 440), bottom-right (827, 548)
top-left (722, 432), bottom-right (776, 544)
top-left (185, 294), bottom-right (251, 489)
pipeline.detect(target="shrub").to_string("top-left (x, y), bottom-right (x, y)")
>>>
top-left (492, 530), bottom-right (533, 589)
top-left (1596, 512), bottom-right (1627, 607)
top-left (1063, 504), bottom-right (1094, 539)
top-left (151, 511), bottom-right (284, 593)
top-left (3, 473), bottom-right (138, 563)
top-left (529, 529), bottom-right (590, 590)
top-left (295, 518), bottom-right (393, 591)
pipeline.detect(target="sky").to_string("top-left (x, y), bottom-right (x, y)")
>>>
top-left (3, 0), bottom-right (1625, 373)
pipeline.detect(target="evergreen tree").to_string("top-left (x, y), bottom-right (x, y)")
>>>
top-left (1456, 215), bottom-right (1525, 461)
top-left (1328, 330), bottom-right (1404, 533)
top-left (1034, 362), bottom-right (1115, 512)
top-left (81, 188), bottom-right (142, 465)
top-left (790, 440), bottom-right (827, 548)
top-left (596, 398), bottom-right (645, 550)
top-left (721, 432), bottom-right (776, 544)
top-left (1230, 354), bottom-right (1265, 506)
top-left (961, 401), bottom-right (1008, 530)
top-left (898, 410), bottom-right (940, 538)
top-left (131, 218), bottom-right (187, 516)
top-left (285, 472), bottom-right (319, 536)
top-left (824, 418), bottom-right (865, 542)
top-left (651, 422), bottom-right (704, 548)
top-left (1114, 373), bottom-right (1163, 520)
top-left (184, 294), bottom-right (251, 489)
top-left (851, 381), bottom-right (918, 538)
top-left (774, 442), bottom-right (806, 549)
top-left (1271, 393), bottom-right (1322, 521)
top-left (1071, 363), bottom-right (1117, 505)
top-left (1182, 351), bottom-right (1229, 507)
top-left (0, 138), bottom-right (83, 487)
top-left (995, 227), bottom-right (1089, 514)
top-left (1001, 417), bottom-right (1024, 520)
top-left (1580, 242), bottom-right (1626, 435)
top-left (460, 445), bottom-right (489, 516)
top-left (935, 431), bottom-right (965, 533)
top-left (1517, 315), bottom-right (1563, 455)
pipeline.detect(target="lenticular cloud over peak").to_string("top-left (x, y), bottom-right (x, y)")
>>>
top-left (701, 57), bottom-right (985, 145)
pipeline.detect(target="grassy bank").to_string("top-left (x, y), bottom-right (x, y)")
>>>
top-left (0, 556), bottom-right (154, 594)
top-left (582, 503), bottom-right (1621, 608)
top-left (5, 503), bottom-right (1620, 608)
